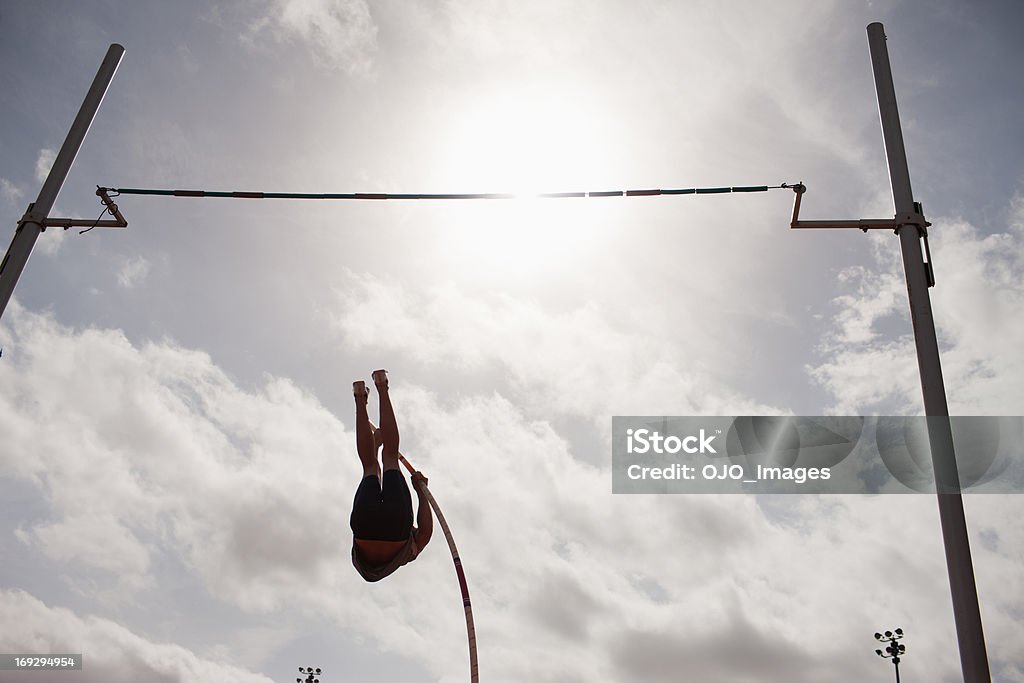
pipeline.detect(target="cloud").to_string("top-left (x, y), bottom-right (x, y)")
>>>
top-left (116, 255), bottom-right (151, 289)
top-left (610, 605), bottom-right (827, 683)
top-left (1, 299), bottom-right (1021, 680)
top-left (0, 589), bottom-right (273, 683)
top-left (250, 0), bottom-right (378, 75)
top-left (328, 275), bottom-right (778, 434)
top-left (830, 263), bottom-right (905, 345)
top-left (34, 148), bottom-right (56, 184)
top-left (1, 178), bottom-right (23, 205)
top-left (33, 226), bottom-right (67, 256)
top-left (0, 300), bottom-right (354, 609)
top-left (809, 198), bottom-right (1024, 414)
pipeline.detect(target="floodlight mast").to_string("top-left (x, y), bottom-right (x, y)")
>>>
top-left (0, 43), bottom-right (126, 324)
top-left (791, 23), bottom-right (989, 682)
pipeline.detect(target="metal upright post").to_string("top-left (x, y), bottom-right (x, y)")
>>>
top-left (867, 22), bottom-right (989, 682)
top-left (0, 43), bottom-right (125, 323)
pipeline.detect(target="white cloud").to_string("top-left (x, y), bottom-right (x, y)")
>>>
top-left (116, 255), bottom-right (151, 289)
top-left (0, 589), bottom-right (273, 683)
top-left (34, 148), bottom-right (56, 184)
top-left (251, 0), bottom-right (378, 75)
top-left (0, 301), bottom-right (352, 606)
top-left (33, 228), bottom-right (67, 256)
top-left (1, 177), bottom-right (23, 205)
top-left (830, 263), bottom-right (905, 345)
top-left (328, 275), bottom-right (778, 434)
top-left (1, 299), bottom-right (1022, 681)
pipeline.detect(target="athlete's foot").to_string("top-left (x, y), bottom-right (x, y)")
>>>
top-left (372, 369), bottom-right (389, 391)
top-left (353, 380), bottom-right (369, 404)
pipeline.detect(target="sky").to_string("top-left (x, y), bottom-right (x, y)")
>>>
top-left (1, 0), bottom-right (1023, 681)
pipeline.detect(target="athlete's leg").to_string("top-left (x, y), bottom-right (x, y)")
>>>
top-left (373, 369), bottom-right (400, 472)
top-left (354, 381), bottom-right (380, 478)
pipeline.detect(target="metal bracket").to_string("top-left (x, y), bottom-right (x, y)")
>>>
top-left (28, 187), bottom-right (128, 230)
top-left (786, 182), bottom-right (930, 233)
top-left (787, 183), bottom-right (935, 286)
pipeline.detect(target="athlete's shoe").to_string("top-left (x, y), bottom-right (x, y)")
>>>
top-left (353, 380), bottom-right (368, 403)
top-left (372, 369), bottom-right (389, 389)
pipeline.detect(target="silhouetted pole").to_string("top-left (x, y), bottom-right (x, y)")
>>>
top-left (867, 22), bottom-right (989, 682)
top-left (0, 43), bottom-right (125, 323)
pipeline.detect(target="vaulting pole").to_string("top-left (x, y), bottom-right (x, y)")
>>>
top-left (867, 23), bottom-right (989, 681)
top-left (397, 453), bottom-right (479, 683)
top-left (0, 43), bottom-right (125, 323)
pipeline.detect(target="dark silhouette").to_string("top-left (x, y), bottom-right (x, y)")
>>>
top-left (350, 369), bottom-right (432, 581)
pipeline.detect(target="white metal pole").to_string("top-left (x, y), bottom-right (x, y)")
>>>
top-left (867, 23), bottom-right (990, 682)
top-left (0, 43), bottom-right (125, 323)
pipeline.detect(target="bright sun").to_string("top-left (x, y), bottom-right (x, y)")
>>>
top-left (444, 88), bottom-right (611, 193)
top-left (436, 87), bottom-right (620, 278)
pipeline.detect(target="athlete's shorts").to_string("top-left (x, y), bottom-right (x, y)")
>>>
top-left (350, 470), bottom-right (413, 541)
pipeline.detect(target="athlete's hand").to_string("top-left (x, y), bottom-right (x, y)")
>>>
top-left (411, 471), bottom-right (429, 488)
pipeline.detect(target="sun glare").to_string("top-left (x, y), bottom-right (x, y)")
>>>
top-left (438, 87), bottom-right (619, 277)
top-left (447, 90), bottom-right (610, 192)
